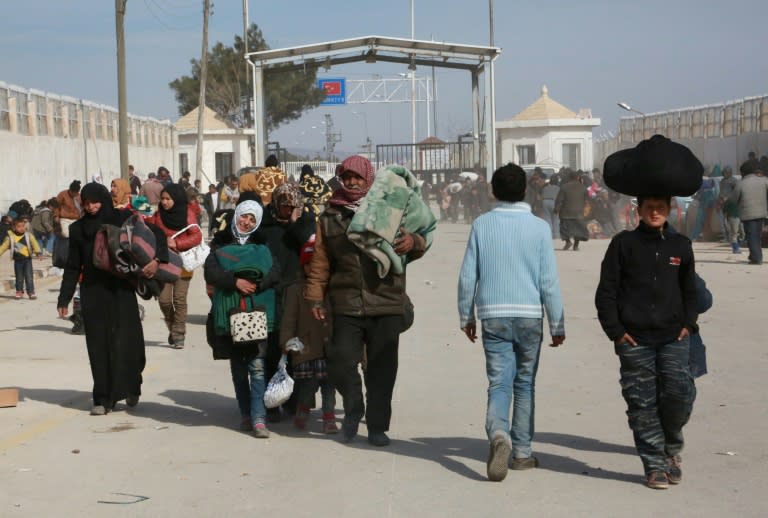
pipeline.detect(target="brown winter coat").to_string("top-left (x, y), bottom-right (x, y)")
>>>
top-left (304, 205), bottom-right (425, 317)
top-left (56, 190), bottom-right (82, 220)
top-left (279, 281), bottom-right (331, 364)
top-left (555, 180), bottom-right (588, 220)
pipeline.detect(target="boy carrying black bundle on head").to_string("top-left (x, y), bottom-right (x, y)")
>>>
top-left (595, 135), bottom-right (703, 490)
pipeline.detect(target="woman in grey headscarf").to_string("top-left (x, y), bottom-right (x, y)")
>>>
top-left (204, 200), bottom-right (281, 438)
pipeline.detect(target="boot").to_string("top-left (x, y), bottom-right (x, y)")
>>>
top-left (562, 239), bottom-right (572, 251)
top-left (70, 312), bottom-right (85, 335)
top-left (731, 242), bottom-right (742, 254)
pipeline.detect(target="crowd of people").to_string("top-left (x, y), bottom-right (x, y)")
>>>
top-left (2, 140), bottom-right (765, 489)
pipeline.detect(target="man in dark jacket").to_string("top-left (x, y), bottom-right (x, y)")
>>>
top-left (595, 195), bottom-right (698, 490)
top-left (554, 170), bottom-right (589, 250)
top-left (305, 156), bottom-right (429, 447)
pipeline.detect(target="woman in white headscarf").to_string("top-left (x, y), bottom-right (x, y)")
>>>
top-left (204, 199), bottom-right (281, 438)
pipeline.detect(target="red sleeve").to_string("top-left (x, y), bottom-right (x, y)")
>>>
top-left (173, 208), bottom-right (203, 251)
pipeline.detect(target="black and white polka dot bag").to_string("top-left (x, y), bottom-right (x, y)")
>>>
top-left (229, 297), bottom-right (268, 344)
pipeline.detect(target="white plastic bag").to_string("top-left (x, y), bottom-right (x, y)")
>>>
top-left (171, 224), bottom-right (210, 271)
top-left (285, 337), bottom-right (305, 353)
top-left (264, 354), bottom-right (294, 409)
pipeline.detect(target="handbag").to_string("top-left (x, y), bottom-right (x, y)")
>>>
top-left (171, 224), bottom-right (210, 271)
top-left (264, 354), bottom-right (294, 409)
top-left (229, 296), bottom-right (268, 344)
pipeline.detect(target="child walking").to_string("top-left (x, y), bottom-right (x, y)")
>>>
top-left (280, 235), bottom-right (338, 434)
top-left (0, 218), bottom-right (42, 299)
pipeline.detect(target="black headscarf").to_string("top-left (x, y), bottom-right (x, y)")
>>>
top-left (79, 183), bottom-right (122, 239)
top-left (159, 183), bottom-right (189, 230)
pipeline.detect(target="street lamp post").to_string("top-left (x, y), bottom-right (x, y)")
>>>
top-left (617, 102), bottom-right (646, 142)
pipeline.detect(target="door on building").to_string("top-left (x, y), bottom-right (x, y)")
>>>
top-left (215, 152), bottom-right (234, 182)
top-left (179, 153), bottom-right (189, 174)
top-left (562, 143), bottom-right (581, 170)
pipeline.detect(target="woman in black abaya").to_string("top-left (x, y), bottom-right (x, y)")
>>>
top-left (57, 183), bottom-right (160, 415)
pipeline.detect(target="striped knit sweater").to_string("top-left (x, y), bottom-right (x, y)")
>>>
top-left (457, 202), bottom-right (565, 336)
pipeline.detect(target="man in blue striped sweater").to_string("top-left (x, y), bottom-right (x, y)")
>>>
top-left (458, 163), bottom-right (566, 482)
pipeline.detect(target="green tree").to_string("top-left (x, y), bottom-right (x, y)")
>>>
top-left (169, 24), bottom-right (325, 131)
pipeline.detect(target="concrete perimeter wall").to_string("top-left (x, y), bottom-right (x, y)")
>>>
top-left (0, 81), bottom-right (175, 211)
top-left (594, 94), bottom-right (768, 170)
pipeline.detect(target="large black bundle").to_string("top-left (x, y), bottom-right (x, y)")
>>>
top-left (603, 135), bottom-right (703, 197)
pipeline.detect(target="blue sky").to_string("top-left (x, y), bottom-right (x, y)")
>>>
top-left (1, 0), bottom-right (766, 155)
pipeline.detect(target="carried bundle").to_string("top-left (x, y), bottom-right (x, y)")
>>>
top-left (603, 134), bottom-right (703, 197)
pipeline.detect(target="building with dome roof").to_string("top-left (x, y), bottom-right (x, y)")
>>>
top-left (496, 85), bottom-right (600, 171)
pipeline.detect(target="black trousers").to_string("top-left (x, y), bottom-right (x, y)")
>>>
top-left (329, 314), bottom-right (401, 432)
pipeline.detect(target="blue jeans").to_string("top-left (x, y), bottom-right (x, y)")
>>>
top-left (230, 353), bottom-right (266, 426)
top-left (615, 337), bottom-right (696, 473)
top-left (742, 218), bottom-right (764, 264)
top-left (481, 317), bottom-right (543, 458)
top-left (14, 259), bottom-right (34, 294)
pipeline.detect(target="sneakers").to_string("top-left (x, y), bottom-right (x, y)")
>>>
top-left (487, 435), bottom-right (512, 481)
top-left (28, 293), bottom-right (37, 300)
top-left (646, 471), bottom-right (669, 490)
top-left (252, 423), bottom-right (270, 438)
top-left (126, 395), bottom-right (140, 407)
top-left (322, 413), bottom-right (339, 434)
top-left (341, 416), bottom-right (360, 443)
top-left (667, 455), bottom-right (682, 484)
top-left (172, 339), bottom-right (185, 350)
top-left (14, 291), bottom-right (22, 300)
top-left (367, 431), bottom-right (391, 447)
top-left (510, 456), bottom-right (539, 471)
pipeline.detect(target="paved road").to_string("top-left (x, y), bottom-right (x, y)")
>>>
top-left (0, 224), bottom-right (766, 517)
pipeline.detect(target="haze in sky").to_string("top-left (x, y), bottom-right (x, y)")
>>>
top-left (1, 0), bottom-right (766, 156)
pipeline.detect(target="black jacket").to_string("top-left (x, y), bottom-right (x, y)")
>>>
top-left (595, 222), bottom-right (698, 345)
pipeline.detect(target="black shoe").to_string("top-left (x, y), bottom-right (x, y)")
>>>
top-left (667, 455), bottom-right (682, 484)
top-left (126, 395), bottom-right (140, 407)
top-left (168, 333), bottom-right (174, 346)
top-left (573, 241), bottom-right (580, 251)
top-left (562, 240), bottom-right (572, 251)
top-left (367, 431), bottom-right (390, 447)
top-left (341, 416), bottom-right (360, 443)
top-left (266, 407), bottom-right (282, 423)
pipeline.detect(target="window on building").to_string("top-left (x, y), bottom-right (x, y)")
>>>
top-left (517, 145), bottom-right (535, 165)
top-left (179, 153), bottom-right (189, 175)
top-left (34, 95), bottom-right (48, 136)
top-left (562, 143), bottom-right (581, 169)
top-left (215, 152), bottom-right (234, 181)
top-left (0, 88), bottom-right (9, 131)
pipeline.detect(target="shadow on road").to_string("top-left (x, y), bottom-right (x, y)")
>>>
top-left (17, 323), bottom-right (72, 333)
top-left (19, 387), bottom-right (92, 410)
top-left (349, 435), bottom-right (639, 484)
top-left (536, 432), bottom-right (636, 455)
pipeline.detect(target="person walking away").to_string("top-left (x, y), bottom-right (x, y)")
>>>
top-left (31, 199), bottom-right (56, 255)
top-left (56, 180), bottom-right (83, 238)
top-left (305, 157), bottom-right (435, 446)
top-left (140, 172), bottom-right (164, 213)
top-left (457, 163), bottom-right (565, 482)
top-left (144, 184), bottom-right (203, 349)
top-left (689, 177), bottom-right (717, 240)
top-left (728, 163), bottom-right (768, 264)
top-left (540, 177), bottom-right (560, 239)
top-left (718, 166), bottom-right (742, 253)
top-left (204, 201), bottom-right (280, 438)
top-left (280, 235), bottom-right (338, 434)
top-left (57, 183), bottom-right (167, 415)
top-left (0, 218), bottom-right (42, 299)
top-left (555, 170), bottom-right (589, 250)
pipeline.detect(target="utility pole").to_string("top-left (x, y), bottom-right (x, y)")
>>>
top-left (243, 0), bottom-right (255, 164)
top-left (410, 0), bottom-right (416, 146)
top-left (323, 114), bottom-right (342, 162)
top-left (115, 0), bottom-right (129, 180)
top-left (195, 0), bottom-right (210, 181)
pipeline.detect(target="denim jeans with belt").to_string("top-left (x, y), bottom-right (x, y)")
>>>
top-left (615, 337), bottom-right (696, 474)
top-left (230, 352), bottom-right (266, 426)
top-left (481, 317), bottom-right (543, 458)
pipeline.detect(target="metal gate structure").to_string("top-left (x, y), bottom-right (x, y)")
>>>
top-left (376, 140), bottom-right (484, 184)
